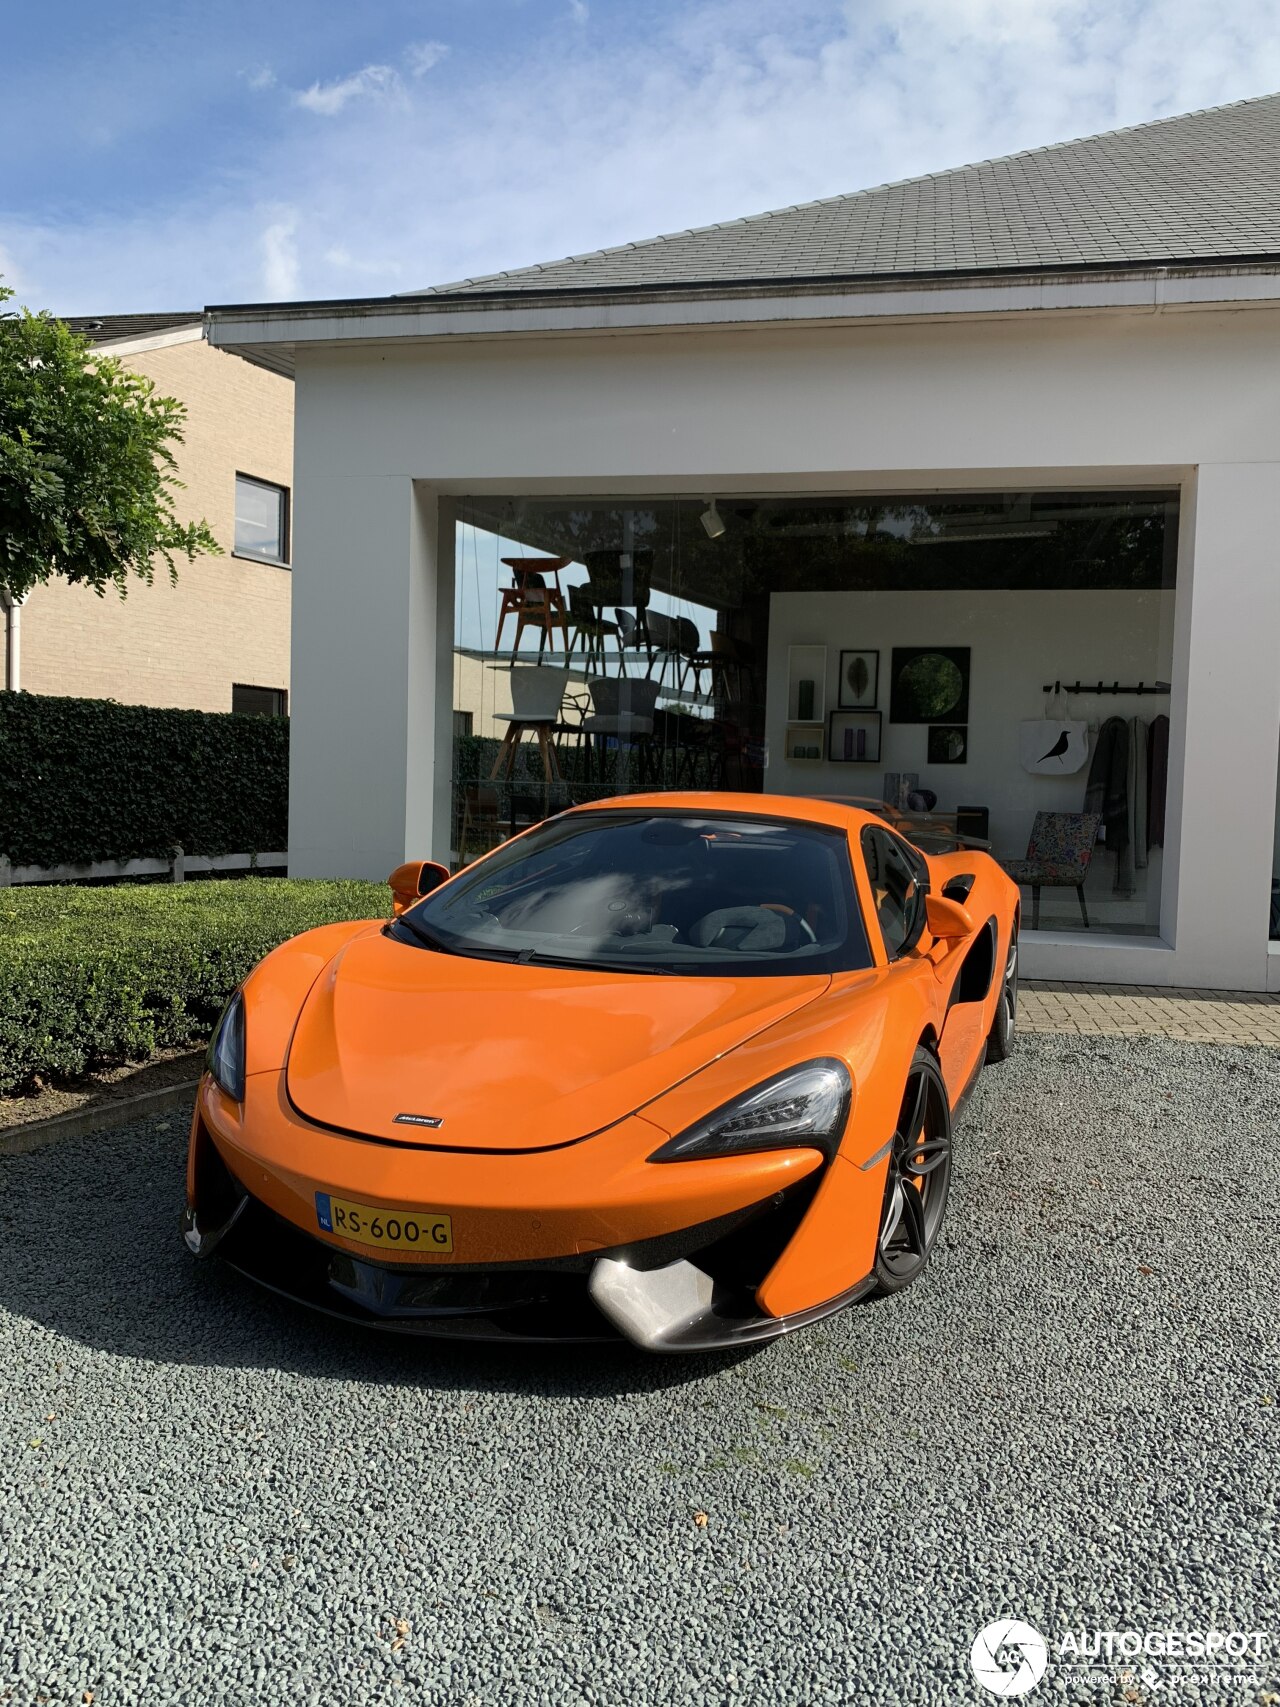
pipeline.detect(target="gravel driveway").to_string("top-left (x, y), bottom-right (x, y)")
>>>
top-left (0, 1033), bottom-right (1276, 1707)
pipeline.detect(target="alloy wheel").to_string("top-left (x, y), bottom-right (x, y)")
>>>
top-left (873, 1056), bottom-right (952, 1291)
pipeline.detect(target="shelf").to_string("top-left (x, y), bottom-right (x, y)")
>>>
top-left (784, 722), bottom-right (825, 762)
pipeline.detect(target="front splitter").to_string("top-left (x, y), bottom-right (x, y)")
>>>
top-left (588, 1255), bottom-right (875, 1352)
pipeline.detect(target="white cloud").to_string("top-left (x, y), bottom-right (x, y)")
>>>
top-left (14, 0), bottom-right (1280, 312)
top-left (568, 0), bottom-right (589, 21)
top-left (243, 64), bottom-right (276, 92)
top-left (405, 41), bottom-right (449, 77)
top-left (260, 210), bottom-right (299, 298)
top-left (294, 63), bottom-right (400, 116)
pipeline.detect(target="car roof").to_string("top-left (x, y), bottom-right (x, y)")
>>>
top-left (566, 792), bottom-right (883, 834)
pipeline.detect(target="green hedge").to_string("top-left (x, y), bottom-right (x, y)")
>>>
top-left (0, 691), bottom-right (289, 867)
top-left (0, 878), bottom-right (387, 1095)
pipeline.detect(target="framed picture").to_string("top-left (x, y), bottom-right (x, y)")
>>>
top-left (826, 709), bottom-right (882, 764)
top-left (889, 646), bottom-right (970, 724)
top-left (838, 649), bottom-right (879, 709)
top-left (928, 724), bottom-right (968, 764)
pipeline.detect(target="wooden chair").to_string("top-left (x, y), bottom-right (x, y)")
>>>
top-left (494, 557), bottom-right (570, 657)
top-left (490, 666), bottom-right (570, 781)
top-left (1002, 811), bottom-right (1103, 929)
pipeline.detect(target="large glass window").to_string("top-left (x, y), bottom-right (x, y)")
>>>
top-left (451, 489), bottom-right (1178, 940)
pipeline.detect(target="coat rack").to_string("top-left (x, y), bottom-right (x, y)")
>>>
top-left (1040, 679), bottom-right (1171, 696)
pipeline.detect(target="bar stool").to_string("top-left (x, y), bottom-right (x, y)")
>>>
top-left (567, 583), bottom-right (623, 674)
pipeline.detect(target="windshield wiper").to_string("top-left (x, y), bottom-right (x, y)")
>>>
top-left (518, 949), bottom-right (676, 976)
top-left (392, 923), bottom-right (674, 974)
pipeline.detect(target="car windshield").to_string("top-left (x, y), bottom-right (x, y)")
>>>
top-left (391, 810), bottom-right (873, 977)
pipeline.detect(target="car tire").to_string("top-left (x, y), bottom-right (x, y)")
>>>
top-left (984, 924), bottom-right (1019, 1064)
top-left (871, 1046), bottom-right (953, 1296)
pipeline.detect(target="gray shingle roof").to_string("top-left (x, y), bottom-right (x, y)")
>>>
top-left (417, 94), bottom-right (1280, 298)
top-left (62, 313), bottom-right (202, 343)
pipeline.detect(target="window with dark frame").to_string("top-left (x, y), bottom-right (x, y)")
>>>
top-left (234, 474), bottom-right (289, 565)
top-left (232, 684), bottom-right (288, 718)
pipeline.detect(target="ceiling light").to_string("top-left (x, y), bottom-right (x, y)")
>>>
top-left (700, 500), bottom-right (726, 540)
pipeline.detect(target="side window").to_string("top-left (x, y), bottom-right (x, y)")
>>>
top-left (861, 826), bottom-right (928, 959)
top-left (234, 474), bottom-right (290, 566)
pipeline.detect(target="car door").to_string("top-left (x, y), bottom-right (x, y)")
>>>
top-left (863, 823), bottom-right (990, 1100)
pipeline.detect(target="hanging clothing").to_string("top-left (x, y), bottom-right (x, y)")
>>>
top-left (1129, 715), bottom-right (1148, 872)
top-left (1084, 715), bottom-right (1133, 895)
top-left (1147, 715), bottom-right (1170, 850)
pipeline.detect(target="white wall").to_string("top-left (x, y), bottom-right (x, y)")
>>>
top-left (292, 308), bottom-right (1280, 483)
top-left (766, 588), bottom-right (1174, 864)
top-left (288, 305), bottom-right (1280, 987)
top-left (288, 476), bottom-right (447, 878)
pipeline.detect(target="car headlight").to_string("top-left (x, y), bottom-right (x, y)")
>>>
top-left (206, 990), bottom-right (246, 1103)
top-left (648, 1059), bottom-right (851, 1163)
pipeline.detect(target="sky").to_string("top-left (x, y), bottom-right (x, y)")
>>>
top-left (5, 0), bottom-right (1280, 314)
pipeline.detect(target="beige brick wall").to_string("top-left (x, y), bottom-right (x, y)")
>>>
top-left (20, 335), bottom-right (293, 712)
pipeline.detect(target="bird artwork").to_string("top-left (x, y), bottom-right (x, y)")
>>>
top-left (1019, 717), bottom-right (1089, 775)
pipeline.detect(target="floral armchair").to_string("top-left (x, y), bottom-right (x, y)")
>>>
top-left (1002, 811), bottom-right (1103, 930)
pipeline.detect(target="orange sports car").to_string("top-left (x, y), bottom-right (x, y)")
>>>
top-left (184, 794), bottom-right (1020, 1351)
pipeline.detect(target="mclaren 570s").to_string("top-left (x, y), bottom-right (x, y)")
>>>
top-left (185, 793), bottom-right (1020, 1351)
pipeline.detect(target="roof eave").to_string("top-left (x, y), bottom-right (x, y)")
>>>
top-left (205, 256), bottom-right (1280, 378)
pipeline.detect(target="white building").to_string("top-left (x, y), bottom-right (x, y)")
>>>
top-left (209, 95), bottom-right (1280, 992)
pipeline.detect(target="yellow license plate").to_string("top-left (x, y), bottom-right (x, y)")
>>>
top-left (316, 1193), bottom-right (452, 1254)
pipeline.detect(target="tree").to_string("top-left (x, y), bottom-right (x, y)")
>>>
top-left (0, 281), bottom-right (219, 601)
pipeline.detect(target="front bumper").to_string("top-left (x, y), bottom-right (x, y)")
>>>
top-left (184, 1076), bottom-right (872, 1351)
top-left (183, 1164), bottom-right (861, 1349)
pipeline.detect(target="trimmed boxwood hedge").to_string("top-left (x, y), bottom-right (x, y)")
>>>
top-left (0, 690), bottom-right (289, 867)
top-left (0, 878), bottom-right (387, 1095)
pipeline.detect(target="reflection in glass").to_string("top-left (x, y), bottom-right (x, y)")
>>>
top-left (449, 490), bottom-right (1179, 941)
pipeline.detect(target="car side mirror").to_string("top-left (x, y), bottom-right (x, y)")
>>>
top-left (925, 893), bottom-right (974, 941)
top-left (388, 859), bottom-right (450, 916)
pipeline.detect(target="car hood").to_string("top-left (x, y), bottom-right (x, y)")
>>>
top-left (284, 929), bottom-right (829, 1151)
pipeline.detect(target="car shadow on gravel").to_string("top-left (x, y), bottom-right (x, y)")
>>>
top-left (0, 1114), bottom-right (752, 1399)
